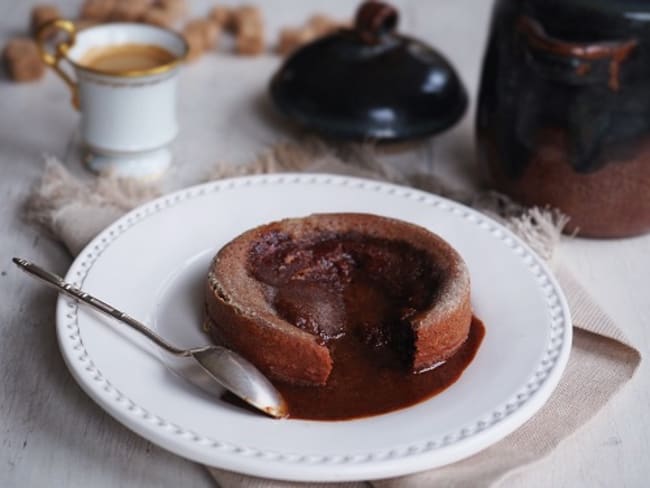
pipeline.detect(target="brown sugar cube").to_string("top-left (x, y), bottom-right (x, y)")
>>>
top-left (80, 0), bottom-right (115, 21)
top-left (238, 14), bottom-right (264, 42)
top-left (208, 5), bottom-right (233, 29)
top-left (235, 8), bottom-right (265, 57)
top-left (3, 38), bottom-right (45, 82)
top-left (232, 5), bottom-right (262, 33)
top-left (30, 5), bottom-right (61, 37)
top-left (156, 0), bottom-right (187, 21)
top-left (182, 25), bottom-right (205, 61)
top-left (307, 14), bottom-right (342, 37)
top-left (203, 22), bottom-right (220, 49)
top-left (240, 18), bottom-right (263, 35)
top-left (110, 0), bottom-right (150, 22)
top-left (236, 31), bottom-right (264, 56)
top-left (276, 27), bottom-right (315, 56)
top-left (141, 7), bottom-right (175, 28)
top-left (184, 19), bottom-right (219, 50)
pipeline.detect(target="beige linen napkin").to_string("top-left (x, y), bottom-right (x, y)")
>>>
top-left (25, 143), bottom-right (640, 488)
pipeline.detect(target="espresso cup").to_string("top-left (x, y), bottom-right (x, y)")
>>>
top-left (37, 20), bottom-right (188, 178)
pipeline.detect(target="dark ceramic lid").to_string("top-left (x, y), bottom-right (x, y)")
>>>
top-left (269, 1), bottom-right (468, 141)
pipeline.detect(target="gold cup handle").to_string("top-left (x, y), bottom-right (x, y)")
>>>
top-left (37, 19), bottom-right (80, 109)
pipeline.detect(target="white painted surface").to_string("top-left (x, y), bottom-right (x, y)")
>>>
top-left (0, 1), bottom-right (648, 487)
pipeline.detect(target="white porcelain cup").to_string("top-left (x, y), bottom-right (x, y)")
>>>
top-left (37, 20), bottom-right (188, 178)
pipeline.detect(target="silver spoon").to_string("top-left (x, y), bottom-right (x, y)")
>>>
top-left (12, 257), bottom-right (288, 419)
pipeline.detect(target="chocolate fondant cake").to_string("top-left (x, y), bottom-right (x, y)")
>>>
top-left (204, 213), bottom-right (471, 386)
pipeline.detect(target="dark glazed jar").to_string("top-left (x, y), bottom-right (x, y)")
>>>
top-left (477, 0), bottom-right (650, 237)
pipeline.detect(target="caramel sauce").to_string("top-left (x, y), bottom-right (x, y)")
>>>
top-left (277, 316), bottom-right (484, 420)
top-left (223, 317), bottom-right (485, 420)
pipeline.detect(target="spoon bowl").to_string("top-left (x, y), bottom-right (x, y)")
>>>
top-left (190, 345), bottom-right (288, 418)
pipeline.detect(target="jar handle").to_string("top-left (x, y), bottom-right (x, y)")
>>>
top-left (355, 1), bottom-right (399, 45)
top-left (516, 15), bottom-right (637, 91)
top-left (37, 19), bottom-right (80, 109)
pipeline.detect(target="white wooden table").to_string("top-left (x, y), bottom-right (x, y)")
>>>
top-left (1, 1), bottom-right (648, 486)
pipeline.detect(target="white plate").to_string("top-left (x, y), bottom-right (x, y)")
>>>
top-left (56, 173), bottom-right (572, 482)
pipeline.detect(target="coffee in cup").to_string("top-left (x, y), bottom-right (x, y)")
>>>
top-left (37, 20), bottom-right (188, 178)
top-left (79, 43), bottom-right (177, 74)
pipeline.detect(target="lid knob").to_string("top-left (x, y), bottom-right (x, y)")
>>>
top-left (355, 1), bottom-right (399, 44)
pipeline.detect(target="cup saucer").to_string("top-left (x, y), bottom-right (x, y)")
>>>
top-left (84, 146), bottom-right (171, 179)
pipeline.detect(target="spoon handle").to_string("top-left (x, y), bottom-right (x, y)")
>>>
top-left (13, 257), bottom-right (188, 356)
